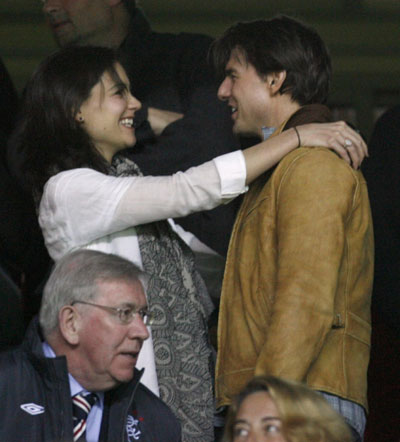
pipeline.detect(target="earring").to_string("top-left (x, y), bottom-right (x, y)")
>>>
top-left (78, 116), bottom-right (84, 123)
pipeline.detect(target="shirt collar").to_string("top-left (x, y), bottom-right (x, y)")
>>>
top-left (42, 341), bottom-right (104, 404)
top-left (262, 126), bottom-right (276, 140)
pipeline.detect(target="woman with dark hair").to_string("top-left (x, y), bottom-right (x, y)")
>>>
top-left (16, 46), bottom-right (366, 441)
top-left (222, 375), bottom-right (353, 442)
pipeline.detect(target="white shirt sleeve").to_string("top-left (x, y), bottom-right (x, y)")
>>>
top-left (115, 150), bottom-right (247, 225)
top-left (39, 150), bottom-right (247, 257)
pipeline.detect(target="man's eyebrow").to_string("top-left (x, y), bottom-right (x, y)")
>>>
top-left (225, 68), bottom-right (236, 76)
top-left (120, 302), bottom-right (148, 310)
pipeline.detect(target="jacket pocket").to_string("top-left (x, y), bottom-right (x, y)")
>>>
top-left (344, 311), bottom-right (371, 346)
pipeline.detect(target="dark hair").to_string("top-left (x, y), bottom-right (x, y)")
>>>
top-left (212, 15), bottom-right (331, 106)
top-left (15, 46), bottom-right (124, 195)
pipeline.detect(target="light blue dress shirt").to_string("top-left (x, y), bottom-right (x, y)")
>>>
top-left (42, 342), bottom-right (105, 442)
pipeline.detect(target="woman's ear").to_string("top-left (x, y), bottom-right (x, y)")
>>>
top-left (266, 71), bottom-right (287, 95)
top-left (59, 305), bottom-right (81, 345)
top-left (75, 111), bottom-right (84, 124)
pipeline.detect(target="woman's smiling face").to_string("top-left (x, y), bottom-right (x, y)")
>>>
top-left (77, 62), bottom-right (141, 163)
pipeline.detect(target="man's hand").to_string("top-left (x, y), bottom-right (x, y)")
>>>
top-left (147, 108), bottom-right (184, 136)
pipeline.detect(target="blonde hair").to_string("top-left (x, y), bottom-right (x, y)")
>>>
top-left (223, 375), bottom-right (353, 442)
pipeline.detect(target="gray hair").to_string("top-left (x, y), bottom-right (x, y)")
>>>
top-left (39, 249), bottom-right (147, 336)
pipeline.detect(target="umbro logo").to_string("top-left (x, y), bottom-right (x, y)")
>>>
top-left (20, 403), bottom-right (45, 415)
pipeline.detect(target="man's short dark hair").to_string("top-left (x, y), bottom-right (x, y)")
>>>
top-left (212, 15), bottom-right (331, 105)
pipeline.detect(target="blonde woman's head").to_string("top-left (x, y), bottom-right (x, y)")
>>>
top-left (223, 376), bottom-right (353, 442)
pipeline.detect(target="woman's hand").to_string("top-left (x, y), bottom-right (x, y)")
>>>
top-left (297, 121), bottom-right (368, 169)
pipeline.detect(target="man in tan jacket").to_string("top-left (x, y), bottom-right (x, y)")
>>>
top-left (212, 16), bottom-right (373, 441)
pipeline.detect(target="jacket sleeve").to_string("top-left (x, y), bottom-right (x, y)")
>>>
top-left (254, 149), bottom-right (360, 380)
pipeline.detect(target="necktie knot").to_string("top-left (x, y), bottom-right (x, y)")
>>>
top-left (72, 392), bottom-right (98, 441)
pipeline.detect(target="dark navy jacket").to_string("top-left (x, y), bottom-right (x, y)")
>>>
top-left (0, 319), bottom-right (181, 442)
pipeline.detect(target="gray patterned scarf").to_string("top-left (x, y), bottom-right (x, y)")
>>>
top-left (110, 155), bottom-right (215, 442)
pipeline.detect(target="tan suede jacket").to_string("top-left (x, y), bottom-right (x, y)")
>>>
top-left (216, 141), bottom-right (374, 410)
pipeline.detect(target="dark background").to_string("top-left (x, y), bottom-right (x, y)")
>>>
top-left (1, 0), bottom-right (400, 139)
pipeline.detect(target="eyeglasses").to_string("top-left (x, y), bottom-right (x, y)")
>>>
top-left (71, 300), bottom-right (154, 325)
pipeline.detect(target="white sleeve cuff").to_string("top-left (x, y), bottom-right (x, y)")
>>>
top-left (213, 150), bottom-right (248, 199)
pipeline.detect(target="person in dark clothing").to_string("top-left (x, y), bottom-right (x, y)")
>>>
top-left (42, 0), bottom-right (241, 256)
top-left (0, 57), bottom-right (19, 140)
top-left (0, 130), bottom-right (49, 295)
top-left (0, 57), bottom-right (50, 323)
top-left (361, 105), bottom-right (400, 442)
top-left (0, 262), bottom-right (24, 351)
top-left (0, 58), bottom-right (24, 282)
top-left (362, 105), bottom-right (400, 332)
top-left (0, 249), bottom-right (181, 442)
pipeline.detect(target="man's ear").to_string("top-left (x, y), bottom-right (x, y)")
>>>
top-left (266, 71), bottom-right (287, 95)
top-left (59, 306), bottom-right (81, 345)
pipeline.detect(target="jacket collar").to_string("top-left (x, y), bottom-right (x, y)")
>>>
top-left (283, 104), bottom-right (332, 130)
top-left (249, 104), bottom-right (333, 190)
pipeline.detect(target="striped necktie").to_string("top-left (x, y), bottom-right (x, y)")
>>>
top-left (72, 392), bottom-right (98, 441)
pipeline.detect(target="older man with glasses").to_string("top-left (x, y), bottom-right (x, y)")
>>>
top-left (0, 249), bottom-right (180, 442)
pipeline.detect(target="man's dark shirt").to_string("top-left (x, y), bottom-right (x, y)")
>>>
top-left (118, 6), bottom-right (242, 255)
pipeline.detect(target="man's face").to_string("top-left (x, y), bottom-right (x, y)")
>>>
top-left (218, 49), bottom-right (272, 138)
top-left (42, 0), bottom-right (113, 47)
top-left (73, 279), bottom-right (149, 391)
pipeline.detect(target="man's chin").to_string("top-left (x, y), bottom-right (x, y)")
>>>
top-left (54, 34), bottom-right (79, 49)
top-left (101, 372), bottom-right (134, 391)
top-left (52, 27), bottom-right (81, 48)
top-left (115, 367), bottom-right (136, 384)
top-left (232, 123), bottom-right (245, 136)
